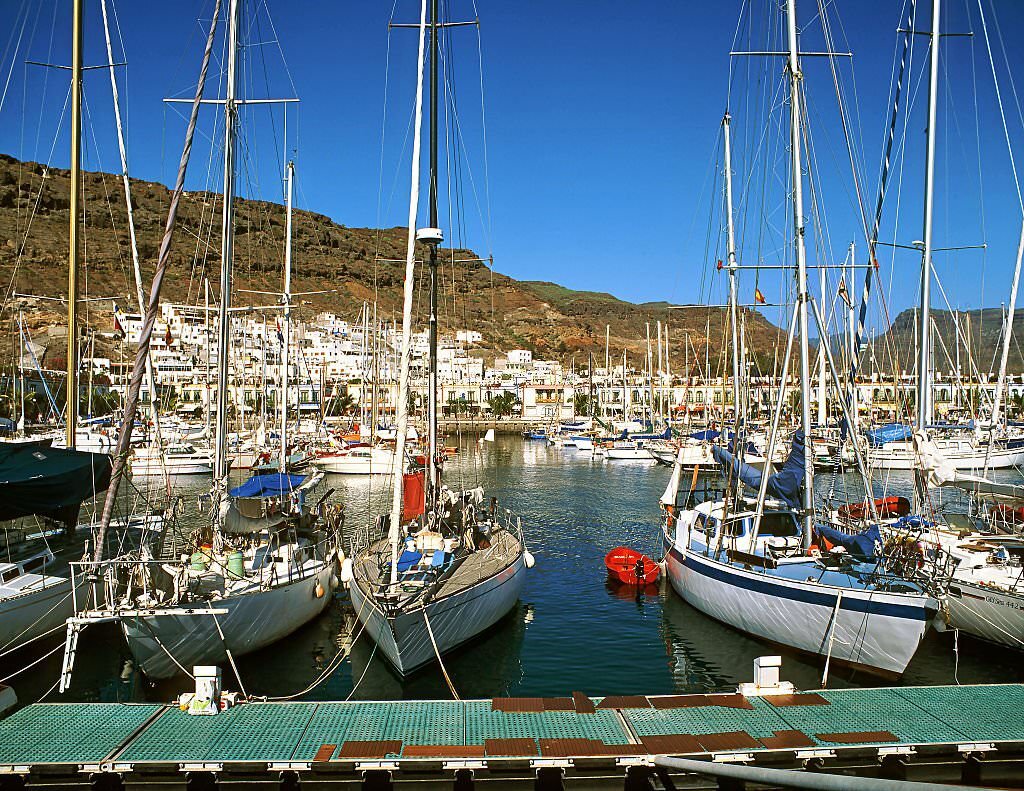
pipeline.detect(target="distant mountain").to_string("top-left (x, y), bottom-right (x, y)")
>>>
top-left (871, 307), bottom-right (1024, 375)
top-left (0, 153), bottom-right (787, 371)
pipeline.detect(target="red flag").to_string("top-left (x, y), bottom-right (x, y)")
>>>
top-left (754, 288), bottom-right (766, 305)
top-left (402, 471), bottom-right (426, 522)
top-left (165, 325), bottom-right (173, 346)
top-left (837, 275), bottom-right (854, 309)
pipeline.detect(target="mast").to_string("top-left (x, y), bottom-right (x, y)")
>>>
top-left (66, 0), bottom-right (83, 448)
top-left (917, 0), bottom-right (940, 432)
top-left (425, 0), bottom-right (441, 508)
top-left (387, 0), bottom-right (429, 585)
top-left (213, 0), bottom-right (241, 486)
top-left (722, 112), bottom-right (743, 438)
top-left (785, 0), bottom-right (815, 544)
top-left (280, 161), bottom-right (294, 472)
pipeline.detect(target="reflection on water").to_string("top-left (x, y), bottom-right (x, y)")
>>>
top-left (7, 435), bottom-right (1022, 705)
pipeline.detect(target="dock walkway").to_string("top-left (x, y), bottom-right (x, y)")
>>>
top-left (0, 684), bottom-right (1020, 788)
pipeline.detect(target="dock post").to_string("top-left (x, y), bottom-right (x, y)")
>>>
top-left (453, 768), bottom-right (475, 791)
top-left (534, 767), bottom-right (564, 791)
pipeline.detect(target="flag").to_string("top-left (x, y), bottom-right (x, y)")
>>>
top-left (164, 325), bottom-right (173, 346)
top-left (276, 319), bottom-right (284, 345)
top-left (837, 275), bottom-right (854, 309)
top-left (754, 288), bottom-right (766, 305)
top-left (112, 303), bottom-right (125, 339)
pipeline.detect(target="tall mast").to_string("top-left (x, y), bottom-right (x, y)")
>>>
top-left (214, 0), bottom-right (241, 485)
top-left (66, 0), bottom-right (83, 449)
top-left (280, 161), bottom-right (294, 472)
top-left (917, 0), bottom-right (940, 432)
top-left (722, 112), bottom-right (742, 436)
top-left (425, 0), bottom-right (441, 507)
top-left (388, 0), bottom-right (429, 584)
top-left (785, 0), bottom-right (815, 544)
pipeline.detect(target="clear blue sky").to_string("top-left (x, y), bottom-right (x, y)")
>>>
top-left (3, 0), bottom-right (1024, 332)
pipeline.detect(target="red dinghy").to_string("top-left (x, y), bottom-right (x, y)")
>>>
top-left (605, 547), bottom-right (660, 586)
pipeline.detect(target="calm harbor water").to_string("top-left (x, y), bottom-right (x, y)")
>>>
top-left (7, 435), bottom-right (1022, 705)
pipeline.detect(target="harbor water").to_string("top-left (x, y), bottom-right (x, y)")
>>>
top-left (7, 435), bottom-right (1022, 705)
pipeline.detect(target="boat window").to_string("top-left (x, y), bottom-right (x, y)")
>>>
top-left (757, 512), bottom-right (800, 538)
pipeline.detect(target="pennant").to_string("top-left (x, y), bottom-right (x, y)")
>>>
top-left (837, 275), bottom-right (854, 309)
top-left (754, 288), bottom-right (766, 305)
top-left (112, 304), bottom-right (125, 340)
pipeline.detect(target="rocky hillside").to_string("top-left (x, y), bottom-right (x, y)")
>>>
top-left (876, 307), bottom-right (1024, 375)
top-left (0, 153), bottom-right (786, 371)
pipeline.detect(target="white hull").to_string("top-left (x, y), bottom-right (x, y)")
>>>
top-left (121, 563), bottom-right (335, 679)
top-left (944, 580), bottom-right (1024, 650)
top-left (0, 575), bottom-right (83, 650)
top-left (314, 448), bottom-right (400, 475)
top-left (606, 448), bottom-right (651, 460)
top-left (870, 441), bottom-right (1024, 471)
top-left (662, 533), bottom-right (933, 676)
top-left (129, 458), bottom-right (213, 476)
top-left (350, 553), bottom-right (526, 676)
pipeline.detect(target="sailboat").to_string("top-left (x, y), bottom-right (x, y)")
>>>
top-left (660, 0), bottom-right (937, 678)
top-left (60, 2), bottom-right (342, 682)
top-left (0, 0), bottom-right (117, 653)
top-left (347, 0), bottom-right (532, 677)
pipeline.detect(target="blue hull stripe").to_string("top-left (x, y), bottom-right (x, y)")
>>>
top-left (664, 541), bottom-right (928, 622)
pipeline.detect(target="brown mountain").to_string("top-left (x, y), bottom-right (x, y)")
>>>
top-left (0, 153), bottom-right (785, 372)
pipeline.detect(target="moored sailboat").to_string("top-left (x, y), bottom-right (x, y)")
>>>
top-left (346, 0), bottom-right (532, 678)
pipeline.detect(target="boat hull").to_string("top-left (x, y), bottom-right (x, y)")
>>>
top-left (870, 443), bottom-right (1024, 471)
top-left (350, 552), bottom-right (526, 676)
top-left (662, 533), bottom-right (933, 677)
top-left (120, 564), bottom-right (335, 679)
top-left (0, 576), bottom-right (83, 649)
top-left (944, 580), bottom-right (1024, 650)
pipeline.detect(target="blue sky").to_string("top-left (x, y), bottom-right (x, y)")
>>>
top-left (3, 0), bottom-right (1024, 332)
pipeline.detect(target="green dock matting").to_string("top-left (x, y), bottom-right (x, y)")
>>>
top-left (0, 685), bottom-right (1021, 765)
top-left (0, 704), bottom-right (162, 765)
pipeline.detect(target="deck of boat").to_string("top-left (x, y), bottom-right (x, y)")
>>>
top-left (0, 684), bottom-right (1019, 786)
top-left (354, 528), bottom-right (521, 607)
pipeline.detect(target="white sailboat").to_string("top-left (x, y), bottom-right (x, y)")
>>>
top-left (660, 0), bottom-right (937, 678)
top-left (347, 0), bottom-right (531, 677)
top-left (61, 5), bottom-right (342, 683)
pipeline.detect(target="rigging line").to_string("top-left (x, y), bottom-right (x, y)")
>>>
top-left (843, 0), bottom-right (915, 439)
top-left (976, 0), bottom-right (1023, 211)
top-left (985, 0), bottom-right (1024, 148)
top-left (0, 0), bottom-right (30, 116)
top-left (373, 0), bottom-right (401, 271)
top-left (91, 0), bottom-right (223, 564)
top-left (816, 0), bottom-right (871, 245)
top-left (30, 0), bottom-right (60, 165)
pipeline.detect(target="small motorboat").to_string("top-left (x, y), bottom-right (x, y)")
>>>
top-left (604, 547), bottom-right (660, 586)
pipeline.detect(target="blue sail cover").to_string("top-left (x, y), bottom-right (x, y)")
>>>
top-left (865, 423), bottom-right (911, 447)
top-left (229, 472), bottom-right (306, 498)
top-left (712, 430), bottom-right (807, 510)
top-left (815, 523), bottom-right (881, 561)
top-left (688, 429), bottom-right (720, 441)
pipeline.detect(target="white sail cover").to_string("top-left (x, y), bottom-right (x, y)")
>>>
top-left (660, 446), bottom-right (686, 508)
top-left (913, 429), bottom-right (1024, 503)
